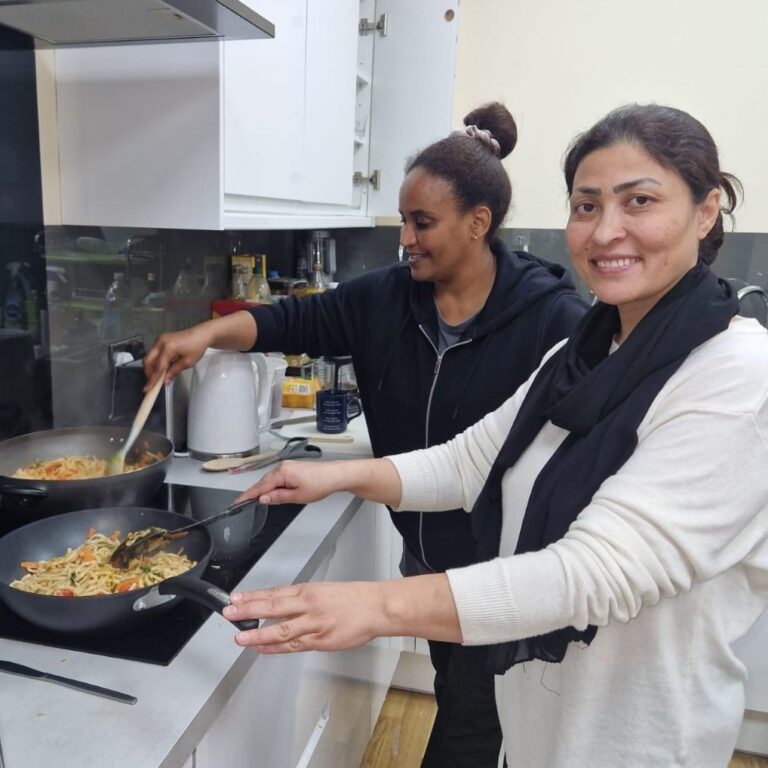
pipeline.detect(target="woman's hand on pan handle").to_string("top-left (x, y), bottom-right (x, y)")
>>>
top-left (222, 573), bottom-right (462, 653)
top-left (143, 311), bottom-right (258, 390)
top-left (234, 458), bottom-right (403, 508)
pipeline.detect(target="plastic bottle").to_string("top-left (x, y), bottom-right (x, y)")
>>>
top-left (102, 272), bottom-right (131, 340)
top-left (173, 258), bottom-right (197, 297)
top-left (229, 234), bottom-right (250, 299)
top-left (3, 262), bottom-right (27, 330)
top-left (202, 254), bottom-right (226, 301)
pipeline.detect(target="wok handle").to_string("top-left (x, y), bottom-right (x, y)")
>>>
top-left (0, 482), bottom-right (48, 501)
top-left (158, 575), bottom-right (260, 631)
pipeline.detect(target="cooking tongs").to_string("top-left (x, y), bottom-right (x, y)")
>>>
top-left (228, 436), bottom-right (322, 474)
top-left (108, 498), bottom-right (259, 568)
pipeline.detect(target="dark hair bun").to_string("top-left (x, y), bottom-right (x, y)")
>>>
top-left (463, 102), bottom-right (518, 159)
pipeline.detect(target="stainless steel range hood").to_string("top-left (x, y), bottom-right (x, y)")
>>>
top-left (0, 0), bottom-right (274, 46)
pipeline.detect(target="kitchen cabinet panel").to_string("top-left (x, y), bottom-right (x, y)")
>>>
top-left (306, 503), bottom-right (400, 767)
top-left (194, 550), bottom-right (333, 768)
top-left (735, 609), bottom-right (768, 711)
top-left (365, 0), bottom-right (459, 218)
top-left (194, 501), bottom-right (398, 768)
top-left (55, 42), bottom-right (222, 229)
top-left (302, 0), bottom-right (359, 206)
top-left (223, 0), bottom-right (359, 208)
top-left (49, 0), bottom-right (457, 229)
top-left (224, 0), bottom-right (308, 202)
top-left (734, 608), bottom-right (768, 754)
top-left (378, 501), bottom-right (436, 695)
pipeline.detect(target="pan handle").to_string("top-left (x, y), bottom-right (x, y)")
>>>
top-left (158, 575), bottom-right (260, 631)
top-left (0, 482), bottom-right (48, 502)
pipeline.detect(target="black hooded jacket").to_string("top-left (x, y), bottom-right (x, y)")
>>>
top-left (250, 240), bottom-right (588, 572)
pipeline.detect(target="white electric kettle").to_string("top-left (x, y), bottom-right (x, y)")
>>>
top-left (187, 349), bottom-right (271, 460)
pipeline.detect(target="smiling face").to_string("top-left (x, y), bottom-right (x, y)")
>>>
top-left (398, 167), bottom-right (481, 283)
top-left (565, 141), bottom-right (720, 339)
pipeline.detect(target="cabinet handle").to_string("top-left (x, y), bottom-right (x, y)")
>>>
top-left (294, 702), bottom-right (331, 768)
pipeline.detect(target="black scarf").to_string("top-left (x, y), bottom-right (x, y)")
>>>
top-left (470, 262), bottom-right (738, 674)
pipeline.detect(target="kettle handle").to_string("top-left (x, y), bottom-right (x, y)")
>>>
top-left (251, 353), bottom-right (273, 432)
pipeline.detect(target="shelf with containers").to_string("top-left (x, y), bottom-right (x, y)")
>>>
top-left (43, 234), bottom-right (169, 350)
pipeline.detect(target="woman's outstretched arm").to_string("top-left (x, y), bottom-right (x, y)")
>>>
top-left (234, 457), bottom-right (403, 509)
top-left (223, 573), bottom-right (462, 652)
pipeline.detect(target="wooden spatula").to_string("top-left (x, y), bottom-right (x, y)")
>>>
top-left (109, 374), bottom-right (165, 475)
top-left (201, 451), bottom-right (280, 472)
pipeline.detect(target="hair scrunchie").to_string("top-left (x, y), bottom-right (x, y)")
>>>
top-left (452, 124), bottom-right (501, 157)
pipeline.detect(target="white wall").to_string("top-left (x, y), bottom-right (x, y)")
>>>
top-left (453, 0), bottom-right (768, 232)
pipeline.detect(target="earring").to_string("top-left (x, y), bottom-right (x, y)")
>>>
top-left (471, 234), bottom-right (478, 242)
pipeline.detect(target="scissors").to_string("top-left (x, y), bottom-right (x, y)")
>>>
top-left (229, 437), bottom-right (322, 474)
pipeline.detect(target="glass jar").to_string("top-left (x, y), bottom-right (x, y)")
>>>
top-left (246, 272), bottom-right (272, 302)
top-left (305, 259), bottom-right (327, 294)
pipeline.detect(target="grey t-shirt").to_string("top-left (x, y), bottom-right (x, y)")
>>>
top-left (436, 303), bottom-right (478, 354)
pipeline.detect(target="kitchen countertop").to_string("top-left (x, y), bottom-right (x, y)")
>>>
top-left (0, 412), bottom-right (373, 768)
top-left (169, 407), bottom-right (373, 490)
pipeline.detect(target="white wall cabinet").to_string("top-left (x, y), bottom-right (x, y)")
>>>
top-left (47, 0), bottom-right (458, 230)
top-left (362, 0), bottom-right (459, 219)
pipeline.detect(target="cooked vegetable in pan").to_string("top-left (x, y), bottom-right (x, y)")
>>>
top-left (10, 527), bottom-right (195, 597)
top-left (13, 449), bottom-right (163, 480)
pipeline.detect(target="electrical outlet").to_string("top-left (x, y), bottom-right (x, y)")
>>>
top-left (107, 336), bottom-right (146, 370)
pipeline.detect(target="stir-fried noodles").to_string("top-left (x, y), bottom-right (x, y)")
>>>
top-left (10, 528), bottom-right (195, 597)
top-left (12, 449), bottom-right (163, 480)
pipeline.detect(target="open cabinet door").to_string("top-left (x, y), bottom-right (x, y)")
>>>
top-left (225, 0), bottom-right (358, 207)
top-left (366, 0), bottom-right (459, 218)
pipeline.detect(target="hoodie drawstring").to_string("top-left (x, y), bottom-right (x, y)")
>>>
top-left (449, 334), bottom-right (490, 421)
top-left (376, 312), bottom-right (412, 391)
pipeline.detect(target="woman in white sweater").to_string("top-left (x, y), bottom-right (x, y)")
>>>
top-left (224, 105), bottom-right (768, 768)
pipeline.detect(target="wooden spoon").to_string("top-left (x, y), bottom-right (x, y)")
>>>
top-left (201, 450), bottom-right (279, 472)
top-left (109, 374), bottom-right (165, 475)
top-left (201, 434), bottom-right (353, 472)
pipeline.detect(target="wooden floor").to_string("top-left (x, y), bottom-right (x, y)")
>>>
top-left (361, 688), bottom-right (768, 768)
top-left (361, 688), bottom-right (436, 768)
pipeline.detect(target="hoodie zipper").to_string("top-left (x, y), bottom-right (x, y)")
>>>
top-left (416, 324), bottom-right (473, 572)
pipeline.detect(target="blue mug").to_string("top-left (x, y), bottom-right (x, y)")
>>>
top-left (316, 389), bottom-right (362, 434)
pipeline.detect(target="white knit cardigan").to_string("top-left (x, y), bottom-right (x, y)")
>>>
top-left (388, 316), bottom-right (768, 768)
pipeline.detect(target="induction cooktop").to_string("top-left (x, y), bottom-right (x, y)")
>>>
top-left (0, 483), bottom-right (303, 665)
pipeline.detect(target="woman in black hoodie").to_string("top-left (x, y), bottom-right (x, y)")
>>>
top-left (145, 102), bottom-right (587, 768)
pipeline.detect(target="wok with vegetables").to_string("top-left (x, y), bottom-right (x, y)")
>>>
top-left (0, 426), bottom-right (172, 521)
top-left (0, 506), bottom-right (259, 634)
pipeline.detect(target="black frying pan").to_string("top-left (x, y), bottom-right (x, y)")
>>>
top-left (0, 506), bottom-right (259, 634)
top-left (0, 426), bottom-right (173, 521)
